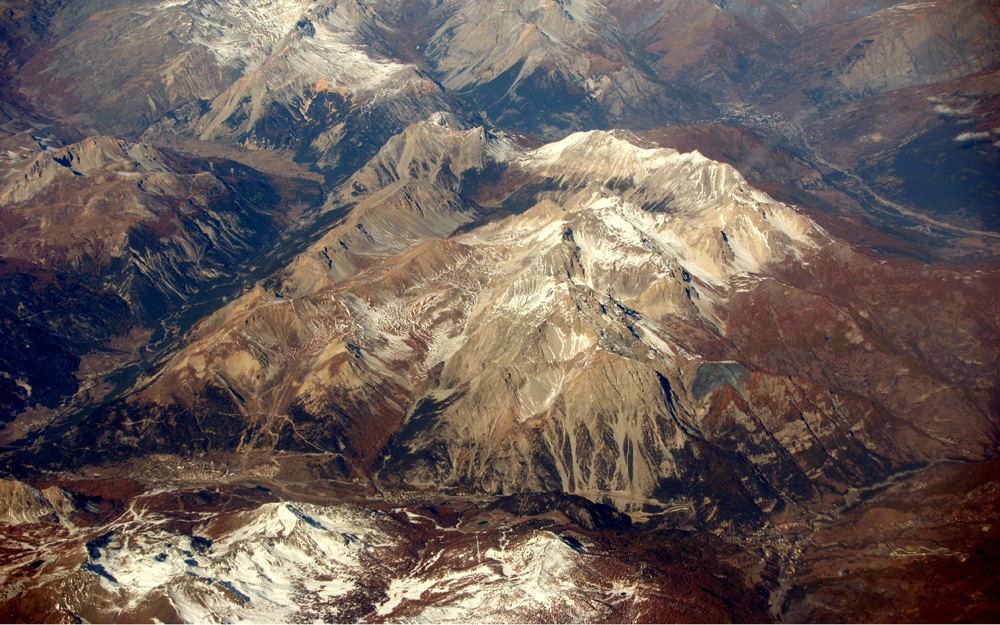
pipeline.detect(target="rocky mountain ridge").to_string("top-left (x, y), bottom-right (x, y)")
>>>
top-left (12, 122), bottom-right (993, 537)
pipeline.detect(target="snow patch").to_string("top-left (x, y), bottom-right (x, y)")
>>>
top-left (84, 501), bottom-right (390, 623)
top-left (955, 131), bottom-right (991, 143)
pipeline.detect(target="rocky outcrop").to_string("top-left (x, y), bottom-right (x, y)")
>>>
top-left (0, 479), bottom-right (76, 525)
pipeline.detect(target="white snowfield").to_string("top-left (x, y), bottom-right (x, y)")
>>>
top-left (29, 496), bottom-right (648, 623)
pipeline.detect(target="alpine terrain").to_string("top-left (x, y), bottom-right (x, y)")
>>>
top-left (0, 0), bottom-right (998, 622)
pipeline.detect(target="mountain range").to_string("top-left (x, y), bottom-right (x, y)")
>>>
top-left (1, 0), bottom-right (998, 622)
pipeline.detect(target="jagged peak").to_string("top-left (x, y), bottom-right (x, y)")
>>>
top-left (340, 116), bottom-right (515, 200)
top-left (0, 136), bottom-right (172, 204)
top-left (48, 137), bottom-right (171, 174)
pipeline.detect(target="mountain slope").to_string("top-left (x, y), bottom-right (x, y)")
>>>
top-left (0, 134), bottom-right (323, 435)
top-left (15, 123), bottom-right (995, 534)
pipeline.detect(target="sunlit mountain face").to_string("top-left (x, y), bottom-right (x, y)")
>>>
top-left (0, 0), bottom-right (997, 622)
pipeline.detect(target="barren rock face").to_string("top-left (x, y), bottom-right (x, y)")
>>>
top-left (0, 479), bottom-right (61, 524)
top-left (0, 0), bottom-right (997, 622)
